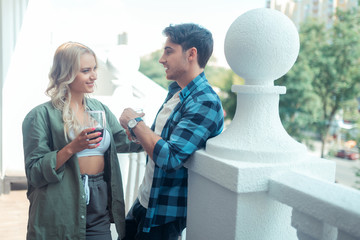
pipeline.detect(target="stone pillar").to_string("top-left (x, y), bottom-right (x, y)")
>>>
top-left (185, 8), bottom-right (335, 240)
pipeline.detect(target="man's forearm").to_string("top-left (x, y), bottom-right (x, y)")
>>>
top-left (120, 108), bottom-right (161, 159)
top-left (132, 121), bottom-right (161, 160)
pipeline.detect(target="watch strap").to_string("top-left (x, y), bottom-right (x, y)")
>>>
top-left (129, 117), bottom-right (143, 137)
top-left (129, 128), bottom-right (136, 137)
top-left (134, 117), bottom-right (143, 123)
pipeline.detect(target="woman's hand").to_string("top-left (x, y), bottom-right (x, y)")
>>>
top-left (55, 128), bottom-right (102, 170)
top-left (68, 127), bottom-right (102, 154)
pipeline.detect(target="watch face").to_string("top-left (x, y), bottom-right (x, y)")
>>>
top-left (128, 119), bottom-right (137, 129)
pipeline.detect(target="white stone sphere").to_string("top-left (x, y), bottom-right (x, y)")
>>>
top-left (224, 8), bottom-right (300, 85)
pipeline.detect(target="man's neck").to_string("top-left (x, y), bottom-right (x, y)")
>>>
top-left (177, 68), bottom-right (204, 89)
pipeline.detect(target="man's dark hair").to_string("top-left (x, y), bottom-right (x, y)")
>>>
top-left (163, 23), bottom-right (213, 68)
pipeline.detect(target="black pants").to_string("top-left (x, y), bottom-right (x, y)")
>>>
top-left (122, 198), bottom-right (186, 240)
top-left (82, 172), bottom-right (112, 240)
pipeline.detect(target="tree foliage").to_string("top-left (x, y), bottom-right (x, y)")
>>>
top-left (139, 49), bottom-right (169, 89)
top-left (276, 7), bottom-right (360, 157)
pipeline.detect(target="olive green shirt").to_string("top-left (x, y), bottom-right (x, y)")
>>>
top-left (22, 98), bottom-right (142, 240)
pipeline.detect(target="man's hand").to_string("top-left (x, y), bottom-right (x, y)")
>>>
top-left (119, 108), bottom-right (145, 129)
top-left (120, 108), bottom-right (160, 159)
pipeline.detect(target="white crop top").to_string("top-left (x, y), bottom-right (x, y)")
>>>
top-left (69, 128), bottom-right (111, 157)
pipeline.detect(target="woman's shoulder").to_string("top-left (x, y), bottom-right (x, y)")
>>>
top-left (23, 101), bottom-right (56, 124)
top-left (27, 101), bottom-right (54, 114)
top-left (25, 101), bottom-right (62, 119)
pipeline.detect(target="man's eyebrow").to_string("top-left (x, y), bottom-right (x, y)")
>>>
top-left (164, 46), bottom-right (173, 50)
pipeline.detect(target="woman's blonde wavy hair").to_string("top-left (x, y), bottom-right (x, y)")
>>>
top-left (46, 42), bottom-right (97, 141)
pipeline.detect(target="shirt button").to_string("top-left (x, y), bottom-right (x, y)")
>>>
top-left (81, 215), bottom-right (85, 219)
top-left (82, 195), bottom-right (85, 199)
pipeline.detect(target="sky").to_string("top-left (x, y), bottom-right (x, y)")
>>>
top-left (48, 0), bottom-right (267, 68)
top-left (121, 0), bottom-right (267, 67)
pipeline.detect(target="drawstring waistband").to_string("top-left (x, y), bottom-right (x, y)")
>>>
top-left (81, 172), bottom-right (104, 205)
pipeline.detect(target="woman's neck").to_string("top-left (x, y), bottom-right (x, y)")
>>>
top-left (70, 94), bottom-right (85, 112)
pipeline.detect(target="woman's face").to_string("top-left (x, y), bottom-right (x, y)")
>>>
top-left (69, 53), bottom-right (97, 96)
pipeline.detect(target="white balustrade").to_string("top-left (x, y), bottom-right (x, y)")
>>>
top-left (124, 152), bottom-right (146, 213)
top-left (269, 171), bottom-right (360, 240)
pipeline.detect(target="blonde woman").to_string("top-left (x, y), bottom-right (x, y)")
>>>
top-left (22, 42), bottom-right (142, 240)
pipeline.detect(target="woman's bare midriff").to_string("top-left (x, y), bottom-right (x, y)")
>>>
top-left (78, 156), bottom-right (105, 175)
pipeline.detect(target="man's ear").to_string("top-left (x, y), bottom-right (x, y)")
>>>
top-left (188, 47), bottom-right (197, 62)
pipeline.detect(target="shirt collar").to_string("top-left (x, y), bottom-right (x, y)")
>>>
top-left (167, 72), bottom-right (207, 103)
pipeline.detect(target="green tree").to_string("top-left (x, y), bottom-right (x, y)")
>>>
top-left (277, 70), bottom-right (320, 145)
top-left (312, 8), bottom-right (360, 157)
top-left (277, 8), bottom-right (360, 157)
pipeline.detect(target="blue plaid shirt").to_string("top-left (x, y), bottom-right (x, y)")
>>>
top-left (143, 72), bottom-right (224, 232)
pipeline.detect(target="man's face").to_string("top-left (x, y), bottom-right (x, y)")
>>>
top-left (159, 38), bottom-right (189, 81)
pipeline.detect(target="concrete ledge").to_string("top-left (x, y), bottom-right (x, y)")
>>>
top-left (1, 170), bottom-right (26, 194)
top-left (269, 171), bottom-right (360, 238)
top-left (186, 149), bottom-right (335, 193)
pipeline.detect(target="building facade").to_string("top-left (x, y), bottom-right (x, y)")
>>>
top-left (266, 0), bottom-right (358, 27)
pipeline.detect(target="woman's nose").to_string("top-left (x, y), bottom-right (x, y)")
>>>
top-left (90, 71), bottom-right (97, 80)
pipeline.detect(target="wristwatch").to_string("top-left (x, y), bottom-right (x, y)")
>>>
top-left (127, 117), bottom-right (143, 137)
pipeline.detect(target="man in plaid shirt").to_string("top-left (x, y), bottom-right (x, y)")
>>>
top-left (120, 23), bottom-right (224, 240)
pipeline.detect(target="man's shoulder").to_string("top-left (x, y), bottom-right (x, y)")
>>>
top-left (189, 73), bottom-right (219, 100)
top-left (191, 83), bottom-right (221, 103)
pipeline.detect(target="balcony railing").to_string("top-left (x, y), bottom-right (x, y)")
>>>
top-left (269, 171), bottom-right (360, 239)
